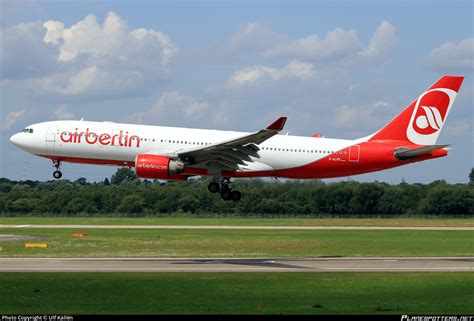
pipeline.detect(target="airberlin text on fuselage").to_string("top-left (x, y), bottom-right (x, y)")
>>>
top-left (60, 128), bottom-right (140, 148)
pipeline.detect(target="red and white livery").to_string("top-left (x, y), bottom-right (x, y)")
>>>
top-left (10, 76), bottom-right (464, 201)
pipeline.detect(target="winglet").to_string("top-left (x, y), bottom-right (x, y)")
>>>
top-left (266, 117), bottom-right (287, 131)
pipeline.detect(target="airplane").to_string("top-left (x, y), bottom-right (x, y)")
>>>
top-left (10, 75), bottom-right (463, 201)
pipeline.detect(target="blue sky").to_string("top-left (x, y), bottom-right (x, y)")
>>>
top-left (1, 0), bottom-right (472, 183)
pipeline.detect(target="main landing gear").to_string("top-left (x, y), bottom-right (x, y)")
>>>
top-left (52, 160), bottom-right (62, 179)
top-left (208, 177), bottom-right (241, 201)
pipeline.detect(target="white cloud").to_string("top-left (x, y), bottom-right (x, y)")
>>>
top-left (132, 91), bottom-right (209, 126)
top-left (2, 111), bottom-right (25, 130)
top-left (3, 11), bottom-right (177, 98)
top-left (0, 22), bottom-right (59, 79)
top-left (425, 38), bottom-right (474, 72)
top-left (263, 28), bottom-right (362, 62)
top-left (43, 12), bottom-right (176, 65)
top-left (42, 20), bottom-right (64, 45)
top-left (54, 105), bottom-right (76, 120)
top-left (229, 21), bottom-right (398, 66)
top-left (358, 21), bottom-right (398, 64)
top-left (228, 21), bottom-right (287, 55)
top-left (333, 100), bottom-right (392, 130)
top-left (227, 60), bottom-right (316, 89)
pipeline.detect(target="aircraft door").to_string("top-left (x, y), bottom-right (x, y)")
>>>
top-left (349, 145), bottom-right (360, 162)
top-left (46, 125), bottom-right (58, 142)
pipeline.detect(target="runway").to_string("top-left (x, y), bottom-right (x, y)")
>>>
top-left (0, 257), bottom-right (472, 272)
top-left (0, 224), bottom-right (472, 230)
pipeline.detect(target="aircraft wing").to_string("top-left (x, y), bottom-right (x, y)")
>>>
top-left (176, 117), bottom-right (287, 171)
top-left (395, 144), bottom-right (449, 160)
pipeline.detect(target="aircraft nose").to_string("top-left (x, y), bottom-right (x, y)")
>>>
top-left (10, 133), bottom-right (20, 145)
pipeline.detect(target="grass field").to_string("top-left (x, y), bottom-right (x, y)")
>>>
top-left (0, 216), bottom-right (473, 227)
top-left (0, 272), bottom-right (472, 314)
top-left (1, 218), bottom-right (472, 315)
top-left (1, 227), bottom-right (472, 257)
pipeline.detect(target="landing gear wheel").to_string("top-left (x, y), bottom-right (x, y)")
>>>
top-left (53, 170), bottom-right (62, 179)
top-left (231, 190), bottom-right (241, 201)
top-left (221, 190), bottom-right (232, 201)
top-left (52, 160), bottom-right (62, 179)
top-left (208, 182), bottom-right (220, 193)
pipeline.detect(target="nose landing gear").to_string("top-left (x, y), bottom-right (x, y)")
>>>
top-left (207, 177), bottom-right (242, 201)
top-left (52, 160), bottom-right (62, 179)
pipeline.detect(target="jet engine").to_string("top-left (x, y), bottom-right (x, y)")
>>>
top-left (135, 154), bottom-right (186, 180)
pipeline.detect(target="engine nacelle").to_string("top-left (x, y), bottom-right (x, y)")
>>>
top-left (135, 154), bottom-right (186, 180)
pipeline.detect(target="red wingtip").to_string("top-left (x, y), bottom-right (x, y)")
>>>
top-left (266, 117), bottom-right (287, 130)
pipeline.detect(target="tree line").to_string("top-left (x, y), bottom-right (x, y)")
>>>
top-left (0, 168), bottom-right (472, 216)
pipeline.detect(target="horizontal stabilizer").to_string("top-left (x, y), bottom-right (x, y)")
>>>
top-left (395, 144), bottom-right (449, 160)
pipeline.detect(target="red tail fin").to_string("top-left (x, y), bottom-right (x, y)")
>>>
top-left (369, 76), bottom-right (464, 145)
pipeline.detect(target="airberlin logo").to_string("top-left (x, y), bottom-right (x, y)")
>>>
top-left (136, 163), bottom-right (167, 170)
top-left (406, 88), bottom-right (456, 145)
top-left (411, 90), bottom-right (450, 135)
top-left (60, 128), bottom-right (140, 148)
top-left (415, 106), bottom-right (443, 133)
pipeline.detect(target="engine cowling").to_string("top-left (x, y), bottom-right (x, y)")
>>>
top-left (135, 154), bottom-right (186, 180)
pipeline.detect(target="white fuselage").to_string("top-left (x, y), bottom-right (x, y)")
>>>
top-left (9, 76), bottom-right (460, 182)
top-left (10, 120), bottom-right (360, 174)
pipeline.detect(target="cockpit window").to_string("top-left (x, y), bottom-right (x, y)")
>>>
top-left (29, 129), bottom-right (33, 133)
top-left (21, 128), bottom-right (33, 133)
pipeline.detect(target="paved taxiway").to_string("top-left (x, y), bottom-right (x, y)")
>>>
top-left (0, 224), bottom-right (472, 230)
top-left (0, 257), bottom-right (472, 272)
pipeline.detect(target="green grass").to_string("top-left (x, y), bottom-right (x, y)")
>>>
top-left (0, 272), bottom-right (472, 314)
top-left (0, 216), bottom-right (473, 226)
top-left (1, 228), bottom-right (472, 258)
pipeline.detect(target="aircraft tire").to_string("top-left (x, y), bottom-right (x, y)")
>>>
top-left (208, 182), bottom-right (220, 193)
top-left (221, 190), bottom-right (232, 201)
top-left (53, 171), bottom-right (62, 179)
top-left (231, 190), bottom-right (241, 201)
